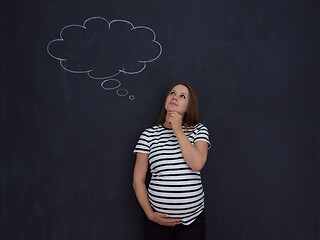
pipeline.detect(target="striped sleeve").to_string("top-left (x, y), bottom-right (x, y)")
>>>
top-left (133, 129), bottom-right (151, 154)
top-left (194, 124), bottom-right (211, 149)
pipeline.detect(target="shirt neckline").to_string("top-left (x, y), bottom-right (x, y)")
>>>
top-left (160, 123), bottom-right (187, 130)
top-left (161, 123), bottom-right (172, 130)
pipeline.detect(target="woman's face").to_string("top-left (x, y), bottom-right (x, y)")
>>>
top-left (164, 84), bottom-right (189, 116)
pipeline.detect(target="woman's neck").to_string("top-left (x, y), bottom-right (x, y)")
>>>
top-left (162, 121), bottom-right (172, 129)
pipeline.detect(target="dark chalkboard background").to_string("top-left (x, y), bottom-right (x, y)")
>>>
top-left (1, 0), bottom-right (319, 239)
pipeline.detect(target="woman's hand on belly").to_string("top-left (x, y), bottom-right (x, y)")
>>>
top-left (148, 212), bottom-right (181, 226)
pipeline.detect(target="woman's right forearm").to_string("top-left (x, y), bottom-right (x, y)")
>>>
top-left (133, 181), bottom-right (154, 219)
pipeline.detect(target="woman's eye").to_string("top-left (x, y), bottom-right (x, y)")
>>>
top-left (181, 95), bottom-right (185, 99)
top-left (170, 92), bottom-right (175, 95)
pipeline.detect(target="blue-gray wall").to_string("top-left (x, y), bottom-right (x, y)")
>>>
top-left (1, 0), bottom-right (319, 239)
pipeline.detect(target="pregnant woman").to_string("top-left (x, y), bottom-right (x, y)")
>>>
top-left (133, 82), bottom-right (211, 240)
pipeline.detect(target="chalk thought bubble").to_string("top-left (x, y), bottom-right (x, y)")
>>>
top-left (47, 16), bottom-right (162, 100)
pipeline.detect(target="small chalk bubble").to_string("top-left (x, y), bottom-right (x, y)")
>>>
top-left (129, 95), bottom-right (135, 100)
top-left (116, 89), bottom-right (128, 96)
top-left (101, 79), bottom-right (121, 90)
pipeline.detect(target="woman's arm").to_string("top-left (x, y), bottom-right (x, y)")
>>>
top-left (132, 153), bottom-right (154, 219)
top-left (132, 153), bottom-right (181, 226)
top-left (168, 112), bottom-right (209, 171)
top-left (174, 129), bottom-right (208, 171)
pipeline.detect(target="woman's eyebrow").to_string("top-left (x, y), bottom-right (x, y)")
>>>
top-left (172, 89), bottom-right (187, 95)
top-left (172, 89), bottom-right (186, 94)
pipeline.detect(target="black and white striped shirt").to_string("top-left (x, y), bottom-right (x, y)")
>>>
top-left (134, 123), bottom-right (211, 225)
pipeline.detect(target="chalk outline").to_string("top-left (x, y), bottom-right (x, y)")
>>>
top-left (47, 16), bottom-right (163, 80)
top-left (101, 79), bottom-right (121, 90)
top-left (116, 88), bottom-right (128, 96)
